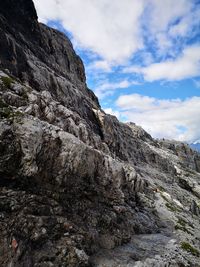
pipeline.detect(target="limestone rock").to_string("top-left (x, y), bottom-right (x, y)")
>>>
top-left (0, 1), bottom-right (200, 267)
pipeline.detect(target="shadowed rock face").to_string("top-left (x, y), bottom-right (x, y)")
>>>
top-left (0, 0), bottom-right (101, 137)
top-left (0, 1), bottom-right (200, 267)
top-left (0, 0), bottom-right (38, 24)
top-left (0, 0), bottom-right (83, 84)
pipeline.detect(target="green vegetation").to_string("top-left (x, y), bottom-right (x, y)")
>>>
top-left (165, 202), bottom-right (180, 212)
top-left (181, 242), bottom-right (200, 257)
top-left (158, 186), bottom-right (165, 192)
top-left (0, 97), bottom-right (23, 121)
top-left (175, 224), bottom-right (192, 235)
top-left (0, 106), bottom-right (12, 119)
top-left (175, 218), bottom-right (194, 234)
top-left (161, 193), bottom-right (170, 202)
top-left (160, 191), bottom-right (182, 213)
top-left (0, 98), bottom-right (8, 108)
top-left (0, 98), bottom-right (12, 119)
top-left (20, 90), bottom-right (28, 100)
top-left (0, 76), bottom-right (14, 88)
top-left (177, 218), bottom-right (187, 227)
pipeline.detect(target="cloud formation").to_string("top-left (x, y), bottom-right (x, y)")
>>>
top-left (124, 45), bottom-right (200, 81)
top-left (33, 0), bottom-right (199, 65)
top-left (33, 0), bottom-right (200, 142)
top-left (116, 94), bottom-right (200, 142)
top-left (95, 80), bottom-right (141, 99)
top-left (146, 0), bottom-right (191, 33)
top-left (103, 108), bottom-right (120, 118)
top-left (34, 0), bottom-right (144, 64)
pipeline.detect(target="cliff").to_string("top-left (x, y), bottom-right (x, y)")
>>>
top-left (0, 1), bottom-right (200, 266)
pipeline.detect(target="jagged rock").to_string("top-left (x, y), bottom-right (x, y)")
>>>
top-left (190, 200), bottom-right (200, 216)
top-left (0, 1), bottom-right (200, 267)
top-left (159, 139), bottom-right (200, 172)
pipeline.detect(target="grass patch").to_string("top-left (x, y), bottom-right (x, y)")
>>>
top-left (165, 202), bottom-right (180, 212)
top-left (175, 224), bottom-right (192, 235)
top-left (181, 242), bottom-right (200, 257)
top-left (1, 76), bottom-right (14, 88)
top-left (19, 89), bottom-right (29, 100)
top-left (161, 193), bottom-right (170, 202)
top-left (160, 192), bottom-right (181, 212)
top-left (0, 106), bottom-right (12, 119)
top-left (0, 98), bottom-right (9, 108)
top-left (158, 186), bottom-right (165, 192)
top-left (0, 98), bottom-right (23, 121)
top-left (0, 98), bottom-right (12, 119)
top-left (177, 218), bottom-right (187, 227)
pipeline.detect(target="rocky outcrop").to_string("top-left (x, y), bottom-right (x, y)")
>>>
top-left (159, 139), bottom-right (200, 172)
top-left (0, 1), bottom-right (200, 266)
top-left (0, 0), bottom-right (101, 138)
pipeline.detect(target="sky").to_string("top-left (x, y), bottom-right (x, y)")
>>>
top-left (33, 0), bottom-right (200, 143)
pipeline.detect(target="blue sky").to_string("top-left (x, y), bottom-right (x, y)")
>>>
top-left (34, 0), bottom-right (200, 143)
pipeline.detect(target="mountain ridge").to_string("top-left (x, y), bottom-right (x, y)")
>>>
top-left (190, 142), bottom-right (200, 152)
top-left (0, 1), bottom-right (200, 266)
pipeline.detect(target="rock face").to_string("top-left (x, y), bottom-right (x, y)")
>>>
top-left (0, 1), bottom-right (200, 267)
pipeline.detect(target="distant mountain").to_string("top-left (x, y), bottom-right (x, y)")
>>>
top-left (190, 143), bottom-right (200, 152)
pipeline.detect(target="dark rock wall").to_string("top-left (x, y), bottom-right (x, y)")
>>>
top-left (0, 1), bottom-right (200, 267)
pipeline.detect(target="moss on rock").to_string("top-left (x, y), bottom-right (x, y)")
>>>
top-left (181, 242), bottom-right (200, 257)
top-left (0, 76), bottom-right (14, 88)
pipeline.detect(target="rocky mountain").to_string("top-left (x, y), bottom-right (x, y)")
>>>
top-left (0, 1), bottom-right (200, 266)
top-left (190, 143), bottom-right (200, 153)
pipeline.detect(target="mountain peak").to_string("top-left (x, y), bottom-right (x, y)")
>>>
top-left (0, 0), bottom-right (37, 26)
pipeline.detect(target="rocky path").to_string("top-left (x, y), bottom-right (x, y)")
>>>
top-left (90, 233), bottom-right (181, 267)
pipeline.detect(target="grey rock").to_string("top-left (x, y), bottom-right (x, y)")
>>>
top-left (0, 1), bottom-right (200, 267)
top-left (190, 200), bottom-right (200, 216)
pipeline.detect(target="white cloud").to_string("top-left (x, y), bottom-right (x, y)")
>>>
top-left (33, 0), bottom-right (59, 22)
top-left (87, 60), bottom-right (113, 72)
top-left (95, 80), bottom-right (141, 99)
top-left (103, 108), bottom-right (120, 118)
top-left (34, 0), bottom-right (144, 64)
top-left (32, 0), bottom-right (200, 143)
top-left (169, 19), bottom-right (189, 37)
top-left (169, 7), bottom-right (200, 38)
top-left (124, 45), bottom-right (200, 81)
top-left (155, 33), bottom-right (172, 53)
top-left (146, 0), bottom-right (192, 33)
top-left (33, 0), bottom-right (199, 73)
top-left (116, 94), bottom-right (200, 142)
top-left (139, 51), bottom-right (154, 66)
top-left (141, 0), bottom-right (194, 57)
